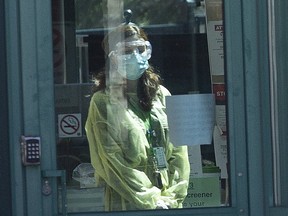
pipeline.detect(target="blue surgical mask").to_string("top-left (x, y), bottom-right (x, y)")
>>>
top-left (116, 51), bottom-right (149, 80)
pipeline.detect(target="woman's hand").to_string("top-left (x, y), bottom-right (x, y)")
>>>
top-left (156, 200), bottom-right (169, 209)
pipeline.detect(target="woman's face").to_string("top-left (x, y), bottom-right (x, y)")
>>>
top-left (112, 39), bottom-right (150, 80)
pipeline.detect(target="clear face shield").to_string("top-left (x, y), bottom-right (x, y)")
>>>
top-left (114, 40), bottom-right (152, 60)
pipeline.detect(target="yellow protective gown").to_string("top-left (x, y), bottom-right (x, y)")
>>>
top-left (85, 85), bottom-right (190, 211)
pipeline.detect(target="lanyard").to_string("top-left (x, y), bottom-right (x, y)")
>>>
top-left (127, 94), bottom-right (155, 146)
top-left (128, 96), bottom-right (164, 189)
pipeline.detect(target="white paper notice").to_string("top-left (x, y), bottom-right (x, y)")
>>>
top-left (213, 126), bottom-right (228, 178)
top-left (166, 94), bottom-right (215, 146)
top-left (188, 145), bottom-right (203, 176)
top-left (206, 20), bottom-right (224, 76)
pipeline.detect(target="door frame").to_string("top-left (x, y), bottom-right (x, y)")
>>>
top-left (5, 0), bottom-right (57, 215)
top-left (0, 0), bottom-right (12, 214)
top-left (5, 0), bottom-right (279, 215)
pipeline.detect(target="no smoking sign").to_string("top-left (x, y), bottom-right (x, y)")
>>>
top-left (58, 113), bottom-right (82, 138)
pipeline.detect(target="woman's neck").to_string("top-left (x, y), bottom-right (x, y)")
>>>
top-left (126, 79), bottom-right (138, 93)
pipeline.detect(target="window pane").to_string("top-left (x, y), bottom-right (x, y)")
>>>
top-left (53, 0), bottom-right (229, 213)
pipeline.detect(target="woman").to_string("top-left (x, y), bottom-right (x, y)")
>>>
top-left (85, 22), bottom-right (190, 211)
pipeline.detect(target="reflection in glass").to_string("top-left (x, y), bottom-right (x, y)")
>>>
top-left (52, 0), bottom-right (229, 213)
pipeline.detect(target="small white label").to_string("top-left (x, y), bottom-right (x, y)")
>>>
top-left (153, 147), bottom-right (167, 169)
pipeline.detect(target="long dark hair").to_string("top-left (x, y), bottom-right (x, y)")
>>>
top-left (93, 24), bottom-right (161, 112)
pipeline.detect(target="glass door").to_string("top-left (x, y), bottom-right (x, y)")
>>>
top-left (52, 0), bottom-right (232, 214)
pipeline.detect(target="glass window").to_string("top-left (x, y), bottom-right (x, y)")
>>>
top-left (52, 0), bottom-right (229, 213)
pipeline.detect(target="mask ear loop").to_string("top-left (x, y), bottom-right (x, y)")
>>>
top-left (108, 51), bottom-right (115, 58)
top-left (108, 51), bottom-right (119, 70)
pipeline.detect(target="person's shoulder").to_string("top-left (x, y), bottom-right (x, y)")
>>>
top-left (155, 85), bottom-right (171, 106)
top-left (158, 85), bottom-right (171, 97)
top-left (90, 90), bottom-right (108, 104)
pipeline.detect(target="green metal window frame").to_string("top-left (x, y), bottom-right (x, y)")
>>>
top-left (268, 0), bottom-right (288, 215)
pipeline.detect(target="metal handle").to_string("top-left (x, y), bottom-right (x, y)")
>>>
top-left (42, 170), bottom-right (67, 216)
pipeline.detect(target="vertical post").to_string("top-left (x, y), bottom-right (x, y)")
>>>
top-left (5, 0), bottom-right (26, 215)
top-left (0, 0), bottom-right (12, 215)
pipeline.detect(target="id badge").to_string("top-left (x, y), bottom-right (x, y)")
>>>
top-left (153, 147), bottom-right (167, 169)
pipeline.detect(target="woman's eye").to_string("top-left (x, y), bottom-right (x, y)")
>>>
top-left (138, 46), bottom-right (146, 53)
top-left (118, 45), bottom-right (146, 55)
top-left (124, 48), bottom-right (134, 54)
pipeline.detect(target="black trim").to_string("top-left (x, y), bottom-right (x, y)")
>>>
top-left (0, 0), bottom-right (12, 215)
